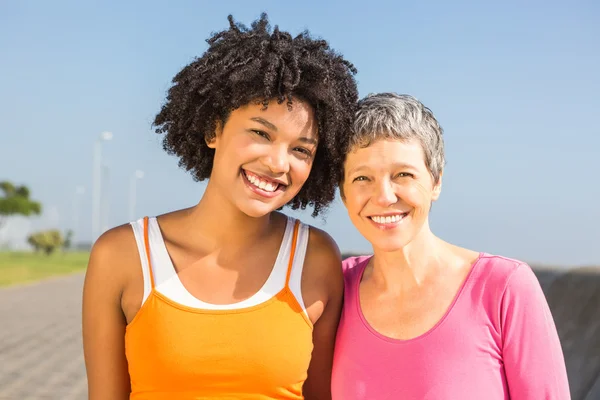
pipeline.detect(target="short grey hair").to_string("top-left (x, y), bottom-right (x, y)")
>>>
top-left (348, 93), bottom-right (445, 183)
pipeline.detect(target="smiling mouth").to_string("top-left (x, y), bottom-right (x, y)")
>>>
top-left (368, 212), bottom-right (409, 225)
top-left (242, 169), bottom-right (287, 195)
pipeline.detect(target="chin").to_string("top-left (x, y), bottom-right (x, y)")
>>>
top-left (367, 234), bottom-right (414, 253)
top-left (239, 205), bottom-right (273, 218)
top-left (237, 199), bottom-right (287, 218)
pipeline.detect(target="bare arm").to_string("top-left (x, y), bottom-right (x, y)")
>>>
top-left (82, 227), bottom-right (135, 400)
top-left (302, 228), bottom-right (344, 400)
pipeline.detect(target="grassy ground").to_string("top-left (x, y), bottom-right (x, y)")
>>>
top-left (0, 251), bottom-right (90, 287)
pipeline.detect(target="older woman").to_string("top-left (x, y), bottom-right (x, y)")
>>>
top-left (331, 93), bottom-right (570, 399)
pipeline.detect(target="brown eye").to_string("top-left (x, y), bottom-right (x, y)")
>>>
top-left (251, 130), bottom-right (270, 140)
top-left (293, 147), bottom-right (313, 159)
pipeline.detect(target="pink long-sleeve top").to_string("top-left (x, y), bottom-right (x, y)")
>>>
top-left (332, 253), bottom-right (570, 400)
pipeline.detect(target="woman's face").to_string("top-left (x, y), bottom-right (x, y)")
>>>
top-left (207, 99), bottom-right (318, 218)
top-left (342, 138), bottom-right (442, 252)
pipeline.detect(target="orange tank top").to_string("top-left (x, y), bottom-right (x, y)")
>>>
top-left (125, 217), bottom-right (314, 399)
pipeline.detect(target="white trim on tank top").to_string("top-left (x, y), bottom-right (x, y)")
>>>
top-left (130, 216), bottom-right (308, 313)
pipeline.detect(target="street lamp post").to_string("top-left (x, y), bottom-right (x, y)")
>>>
top-left (92, 131), bottom-right (112, 243)
top-left (129, 170), bottom-right (145, 221)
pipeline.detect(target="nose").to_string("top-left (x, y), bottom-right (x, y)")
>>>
top-left (373, 179), bottom-right (398, 207)
top-left (262, 145), bottom-right (290, 174)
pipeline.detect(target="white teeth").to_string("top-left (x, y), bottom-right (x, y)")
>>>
top-left (245, 171), bottom-right (279, 193)
top-left (371, 214), bottom-right (405, 224)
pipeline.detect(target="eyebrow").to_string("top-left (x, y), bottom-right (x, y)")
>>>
top-left (392, 162), bottom-right (418, 171)
top-left (250, 117), bottom-right (318, 146)
top-left (346, 165), bottom-right (368, 176)
top-left (347, 162), bottom-right (418, 176)
top-left (250, 117), bottom-right (278, 132)
top-left (298, 137), bottom-right (318, 146)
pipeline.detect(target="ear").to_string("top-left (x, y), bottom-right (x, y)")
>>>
top-left (205, 136), bottom-right (216, 149)
top-left (205, 120), bottom-right (223, 149)
top-left (431, 169), bottom-right (443, 201)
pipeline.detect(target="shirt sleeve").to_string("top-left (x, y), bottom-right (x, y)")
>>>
top-left (500, 263), bottom-right (571, 399)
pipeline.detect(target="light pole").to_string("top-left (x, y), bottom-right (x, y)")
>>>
top-left (72, 185), bottom-right (85, 246)
top-left (129, 170), bottom-right (145, 221)
top-left (92, 131), bottom-right (112, 243)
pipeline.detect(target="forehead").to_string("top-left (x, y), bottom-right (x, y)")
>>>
top-left (345, 138), bottom-right (426, 170)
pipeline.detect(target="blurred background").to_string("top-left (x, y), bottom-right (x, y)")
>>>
top-left (0, 1), bottom-right (598, 399)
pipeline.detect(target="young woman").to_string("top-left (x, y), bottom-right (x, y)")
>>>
top-left (82, 14), bottom-right (358, 400)
top-left (332, 93), bottom-right (570, 399)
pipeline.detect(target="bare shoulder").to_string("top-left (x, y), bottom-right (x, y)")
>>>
top-left (85, 223), bottom-right (141, 295)
top-left (301, 224), bottom-right (343, 312)
top-left (304, 224), bottom-right (343, 279)
top-left (92, 223), bottom-right (138, 253)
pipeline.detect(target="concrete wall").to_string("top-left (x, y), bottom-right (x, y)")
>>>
top-left (533, 266), bottom-right (600, 400)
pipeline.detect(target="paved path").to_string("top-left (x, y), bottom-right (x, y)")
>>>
top-left (0, 274), bottom-right (87, 400)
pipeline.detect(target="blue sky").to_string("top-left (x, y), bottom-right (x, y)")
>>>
top-left (1, 0), bottom-right (598, 266)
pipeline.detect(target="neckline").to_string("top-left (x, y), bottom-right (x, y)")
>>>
top-left (151, 286), bottom-right (290, 314)
top-left (353, 252), bottom-right (485, 343)
top-left (150, 216), bottom-right (294, 310)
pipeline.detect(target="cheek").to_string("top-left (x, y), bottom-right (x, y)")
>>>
top-left (290, 158), bottom-right (314, 184)
top-left (237, 138), bottom-right (263, 157)
top-left (217, 135), bottom-right (252, 163)
top-left (400, 182), bottom-right (432, 208)
top-left (342, 188), bottom-right (367, 216)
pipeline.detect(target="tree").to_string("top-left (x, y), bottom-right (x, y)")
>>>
top-left (27, 230), bottom-right (64, 255)
top-left (0, 181), bottom-right (42, 229)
